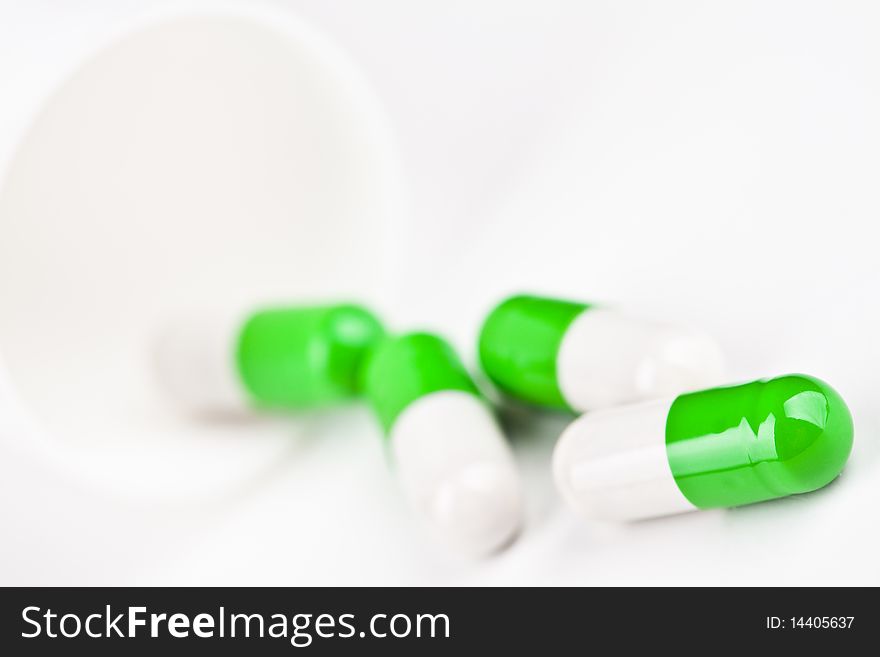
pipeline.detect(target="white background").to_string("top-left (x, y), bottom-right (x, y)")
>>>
top-left (1, 0), bottom-right (879, 585)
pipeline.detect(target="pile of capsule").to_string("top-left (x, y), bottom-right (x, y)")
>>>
top-left (155, 294), bottom-right (854, 556)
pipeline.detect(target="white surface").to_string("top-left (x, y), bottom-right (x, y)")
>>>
top-left (153, 309), bottom-right (249, 416)
top-left (389, 391), bottom-right (522, 556)
top-left (556, 308), bottom-right (725, 410)
top-left (553, 398), bottom-right (696, 521)
top-left (2, 0), bottom-right (880, 586)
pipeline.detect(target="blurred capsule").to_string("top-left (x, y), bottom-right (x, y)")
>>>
top-left (478, 294), bottom-right (725, 411)
top-left (363, 332), bottom-right (522, 555)
top-left (154, 303), bottom-right (385, 414)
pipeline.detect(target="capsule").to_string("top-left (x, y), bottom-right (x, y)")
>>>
top-left (363, 332), bottom-right (523, 555)
top-left (478, 294), bottom-right (725, 412)
top-left (154, 303), bottom-right (385, 413)
top-left (553, 374), bottom-right (854, 521)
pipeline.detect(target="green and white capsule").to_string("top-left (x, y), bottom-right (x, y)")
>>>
top-left (553, 374), bottom-right (854, 521)
top-left (154, 303), bottom-right (385, 413)
top-left (478, 294), bottom-right (725, 412)
top-left (364, 333), bottom-right (522, 555)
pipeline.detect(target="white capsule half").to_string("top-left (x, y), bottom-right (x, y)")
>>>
top-left (389, 390), bottom-right (523, 555)
top-left (556, 309), bottom-right (726, 410)
top-left (552, 397), bottom-right (696, 521)
top-left (153, 309), bottom-right (246, 415)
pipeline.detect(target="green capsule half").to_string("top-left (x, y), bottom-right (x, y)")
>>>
top-left (237, 304), bottom-right (385, 408)
top-left (362, 332), bottom-right (480, 434)
top-left (478, 294), bottom-right (588, 409)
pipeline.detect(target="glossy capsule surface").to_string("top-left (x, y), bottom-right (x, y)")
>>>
top-left (553, 374), bottom-right (854, 521)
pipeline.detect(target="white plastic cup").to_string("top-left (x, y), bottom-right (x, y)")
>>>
top-left (0, 0), bottom-right (404, 502)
